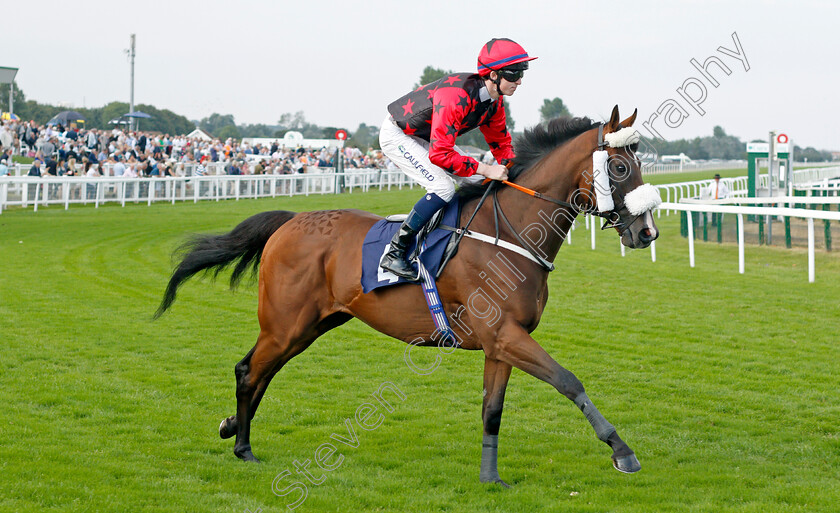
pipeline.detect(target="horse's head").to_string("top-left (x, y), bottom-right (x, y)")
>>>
top-left (590, 105), bottom-right (660, 249)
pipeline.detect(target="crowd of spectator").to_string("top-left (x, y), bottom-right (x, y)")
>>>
top-left (0, 119), bottom-right (389, 179)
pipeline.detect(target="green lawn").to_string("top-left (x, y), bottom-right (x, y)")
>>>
top-left (1, 188), bottom-right (838, 513)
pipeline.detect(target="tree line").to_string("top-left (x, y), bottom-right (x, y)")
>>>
top-left (2, 76), bottom-right (834, 162)
top-left (0, 82), bottom-right (193, 135)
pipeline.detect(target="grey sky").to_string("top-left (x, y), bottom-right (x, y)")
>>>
top-left (3, 0), bottom-right (837, 150)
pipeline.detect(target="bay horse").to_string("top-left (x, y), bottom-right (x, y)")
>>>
top-left (156, 106), bottom-right (659, 485)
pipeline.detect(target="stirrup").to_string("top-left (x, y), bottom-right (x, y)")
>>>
top-left (380, 253), bottom-right (419, 281)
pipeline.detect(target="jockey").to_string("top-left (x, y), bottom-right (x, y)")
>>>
top-left (379, 38), bottom-right (537, 281)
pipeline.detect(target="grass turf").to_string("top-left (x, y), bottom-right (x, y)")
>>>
top-left (1, 184), bottom-right (838, 513)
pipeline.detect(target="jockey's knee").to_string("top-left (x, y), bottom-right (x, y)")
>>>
top-left (429, 183), bottom-right (456, 202)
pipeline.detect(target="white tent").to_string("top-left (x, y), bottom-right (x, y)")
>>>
top-left (187, 128), bottom-right (213, 141)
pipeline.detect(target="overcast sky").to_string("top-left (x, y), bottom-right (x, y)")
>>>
top-left (3, 0), bottom-right (838, 150)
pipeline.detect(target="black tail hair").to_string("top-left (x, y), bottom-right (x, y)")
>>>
top-left (154, 210), bottom-right (297, 318)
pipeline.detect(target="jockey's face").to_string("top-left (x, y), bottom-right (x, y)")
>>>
top-left (490, 71), bottom-right (522, 97)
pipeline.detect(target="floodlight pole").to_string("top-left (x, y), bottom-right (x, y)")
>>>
top-left (129, 34), bottom-right (136, 132)
top-left (9, 81), bottom-right (13, 115)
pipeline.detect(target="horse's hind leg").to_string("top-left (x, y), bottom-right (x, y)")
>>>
top-left (226, 312), bottom-right (352, 462)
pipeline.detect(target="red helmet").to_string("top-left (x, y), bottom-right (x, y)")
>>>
top-left (477, 38), bottom-right (537, 76)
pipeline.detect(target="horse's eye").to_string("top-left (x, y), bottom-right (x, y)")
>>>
top-left (617, 165), bottom-right (626, 173)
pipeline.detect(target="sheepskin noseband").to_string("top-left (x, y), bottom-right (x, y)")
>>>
top-left (624, 183), bottom-right (662, 216)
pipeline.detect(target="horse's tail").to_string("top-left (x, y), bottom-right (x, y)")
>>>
top-left (154, 210), bottom-right (297, 318)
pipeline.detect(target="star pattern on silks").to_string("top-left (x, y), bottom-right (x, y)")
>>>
top-left (386, 73), bottom-right (515, 173)
top-left (402, 99), bottom-right (415, 115)
top-left (456, 95), bottom-right (470, 111)
top-left (463, 160), bottom-right (477, 173)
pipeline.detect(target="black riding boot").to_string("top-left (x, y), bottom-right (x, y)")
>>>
top-left (380, 219), bottom-right (421, 281)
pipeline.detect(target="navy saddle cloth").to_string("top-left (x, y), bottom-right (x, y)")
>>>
top-left (361, 199), bottom-right (461, 293)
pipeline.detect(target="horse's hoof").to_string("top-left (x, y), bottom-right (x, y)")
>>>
top-left (480, 476), bottom-right (511, 488)
top-left (234, 447), bottom-right (261, 463)
top-left (219, 416), bottom-right (237, 439)
top-left (612, 452), bottom-right (641, 473)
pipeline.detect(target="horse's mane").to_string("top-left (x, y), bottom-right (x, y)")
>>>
top-left (458, 116), bottom-right (597, 200)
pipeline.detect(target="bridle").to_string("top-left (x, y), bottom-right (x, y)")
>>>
top-left (457, 123), bottom-right (647, 273)
top-left (500, 122), bottom-right (642, 229)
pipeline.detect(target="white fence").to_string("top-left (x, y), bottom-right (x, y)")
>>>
top-left (0, 169), bottom-right (417, 214)
top-left (659, 202), bottom-right (840, 283)
top-left (791, 165), bottom-right (840, 185)
top-left (641, 160), bottom-right (746, 175)
top-left (653, 175), bottom-right (769, 213)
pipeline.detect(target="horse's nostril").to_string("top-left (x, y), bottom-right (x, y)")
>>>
top-left (639, 228), bottom-right (653, 242)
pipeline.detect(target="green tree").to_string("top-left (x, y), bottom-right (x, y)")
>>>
top-left (539, 97), bottom-right (571, 122)
top-left (278, 111), bottom-right (308, 131)
top-left (217, 125), bottom-right (241, 140)
top-left (199, 113), bottom-right (236, 136)
top-left (100, 102), bottom-right (131, 127)
top-left (347, 123), bottom-right (375, 149)
top-left (0, 81), bottom-right (26, 114)
top-left (415, 66), bottom-right (452, 89)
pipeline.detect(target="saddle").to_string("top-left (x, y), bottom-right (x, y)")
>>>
top-left (386, 205), bottom-right (462, 276)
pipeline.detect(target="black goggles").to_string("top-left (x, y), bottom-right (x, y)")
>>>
top-left (498, 68), bottom-right (525, 82)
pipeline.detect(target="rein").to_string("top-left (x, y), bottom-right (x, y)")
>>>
top-left (436, 122), bottom-right (652, 276)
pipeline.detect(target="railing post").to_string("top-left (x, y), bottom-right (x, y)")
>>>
top-left (737, 213), bottom-right (745, 274)
top-left (807, 217), bottom-right (815, 283)
top-left (686, 211), bottom-right (695, 267)
top-left (758, 215), bottom-right (765, 245)
top-left (824, 203), bottom-right (832, 251)
top-left (784, 216), bottom-right (792, 248)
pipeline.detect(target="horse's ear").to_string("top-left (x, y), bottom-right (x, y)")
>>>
top-left (620, 108), bottom-right (638, 127)
top-left (606, 105), bottom-right (620, 131)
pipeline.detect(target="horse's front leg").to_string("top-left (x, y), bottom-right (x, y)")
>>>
top-left (489, 322), bottom-right (641, 474)
top-left (480, 357), bottom-right (512, 487)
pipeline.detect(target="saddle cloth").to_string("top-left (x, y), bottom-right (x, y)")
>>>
top-left (360, 199), bottom-right (461, 293)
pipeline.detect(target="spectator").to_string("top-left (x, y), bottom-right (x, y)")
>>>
top-left (28, 159), bottom-right (42, 177)
top-left (45, 158), bottom-right (59, 176)
top-left (707, 173), bottom-right (730, 200)
top-left (112, 155), bottom-right (126, 177)
top-left (0, 158), bottom-right (9, 176)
